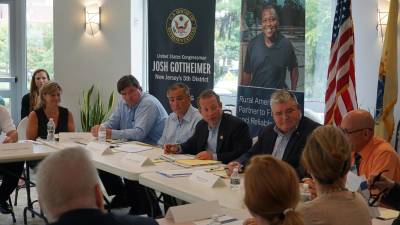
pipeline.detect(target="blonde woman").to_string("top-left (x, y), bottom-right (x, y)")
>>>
top-left (244, 155), bottom-right (304, 225)
top-left (21, 69), bottom-right (50, 119)
top-left (26, 82), bottom-right (75, 140)
top-left (298, 126), bottom-right (371, 225)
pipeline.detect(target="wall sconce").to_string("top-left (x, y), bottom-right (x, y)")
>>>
top-left (85, 3), bottom-right (101, 36)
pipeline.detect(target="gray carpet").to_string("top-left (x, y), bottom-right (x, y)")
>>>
top-left (0, 186), bottom-right (45, 225)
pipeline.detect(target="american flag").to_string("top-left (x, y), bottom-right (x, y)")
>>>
top-left (324, 0), bottom-right (357, 126)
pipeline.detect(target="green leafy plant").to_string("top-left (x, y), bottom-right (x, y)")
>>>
top-left (80, 85), bottom-right (115, 132)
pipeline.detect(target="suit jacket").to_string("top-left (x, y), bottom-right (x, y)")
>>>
top-left (237, 116), bottom-right (320, 178)
top-left (50, 208), bottom-right (159, 225)
top-left (181, 113), bottom-right (252, 164)
top-left (383, 183), bottom-right (400, 210)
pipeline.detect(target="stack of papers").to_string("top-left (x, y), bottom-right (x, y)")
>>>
top-left (175, 159), bottom-right (219, 167)
top-left (157, 169), bottom-right (196, 178)
top-left (114, 144), bottom-right (153, 153)
top-left (160, 154), bottom-right (195, 162)
top-left (194, 215), bottom-right (243, 225)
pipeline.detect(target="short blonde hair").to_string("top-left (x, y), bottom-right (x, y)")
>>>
top-left (38, 81), bottom-right (62, 108)
top-left (244, 156), bottom-right (303, 225)
top-left (301, 125), bottom-right (351, 185)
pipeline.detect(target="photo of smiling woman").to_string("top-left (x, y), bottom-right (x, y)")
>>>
top-left (239, 1), bottom-right (304, 91)
top-left (26, 82), bottom-right (75, 140)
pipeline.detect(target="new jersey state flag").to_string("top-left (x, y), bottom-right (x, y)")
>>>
top-left (374, 0), bottom-right (398, 141)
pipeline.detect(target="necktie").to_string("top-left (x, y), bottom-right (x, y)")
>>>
top-left (354, 153), bottom-right (362, 176)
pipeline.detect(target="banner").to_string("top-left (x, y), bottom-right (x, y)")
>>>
top-left (237, 86), bottom-right (304, 135)
top-left (237, 1), bottom-right (305, 135)
top-left (148, 0), bottom-right (215, 111)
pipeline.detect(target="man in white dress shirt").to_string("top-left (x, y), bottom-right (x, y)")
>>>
top-left (158, 83), bottom-right (201, 146)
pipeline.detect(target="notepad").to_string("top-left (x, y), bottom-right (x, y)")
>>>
top-left (175, 159), bottom-right (219, 167)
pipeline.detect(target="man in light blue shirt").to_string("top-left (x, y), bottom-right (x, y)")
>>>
top-left (158, 83), bottom-right (201, 146)
top-left (91, 75), bottom-right (167, 145)
top-left (90, 75), bottom-right (166, 216)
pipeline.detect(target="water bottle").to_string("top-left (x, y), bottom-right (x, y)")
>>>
top-left (98, 124), bottom-right (107, 143)
top-left (208, 214), bottom-right (221, 225)
top-left (230, 167), bottom-right (240, 190)
top-left (47, 118), bottom-right (55, 142)
top-left (300, 183), bottom-right (311, 202)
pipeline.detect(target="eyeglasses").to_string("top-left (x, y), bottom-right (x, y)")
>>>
top-left (368, 169), bottom-right (389, 207)
top-left (340, 127), bottom-right (372, 135)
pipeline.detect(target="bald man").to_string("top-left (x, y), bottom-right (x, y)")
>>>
top-left (36, 147), bottom-right (158, 225)
top-left (340, 109), bottom-right (400, 182)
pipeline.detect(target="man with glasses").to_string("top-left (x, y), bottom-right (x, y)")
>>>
top-left (340, 109), bottom-right (400, 182)
top-left (158, 83), bottom-right (202, 146)
top-left (164, 89), bottom-right (252, 164)
top-left (227, 90), bottom-right (319, 178)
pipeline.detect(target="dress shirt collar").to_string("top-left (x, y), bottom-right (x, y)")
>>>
top-left (353, 136), bottom-right (381, 163)
top-left (56, 208), bottom-right (103, 224)
top-left (171, 105), bottom-right (196, 123)
top-left (273, 122), bottom-right (298, 137)
top-left (208, 117), bottom-right (222, 132)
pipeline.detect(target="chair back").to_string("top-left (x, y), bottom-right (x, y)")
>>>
top-left (17, 117), bottom-right (29, 140)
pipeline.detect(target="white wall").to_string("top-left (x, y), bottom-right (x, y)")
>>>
top-left (54, 0), bottom-right (131, 131)
top-left (353, 0), bottom-right (380, 112)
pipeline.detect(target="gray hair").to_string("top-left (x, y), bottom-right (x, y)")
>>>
top-left (269, 90), bottom-right (299, 108)
top-left (36, 147), bottom-right (99, 222)
top-left (167, 83), bottom-right (190, 97)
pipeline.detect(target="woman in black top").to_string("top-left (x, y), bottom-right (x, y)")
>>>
top-left (26, 82), bottom-right (75, 140)
top-left (21, 69), bottom-right (50, 119)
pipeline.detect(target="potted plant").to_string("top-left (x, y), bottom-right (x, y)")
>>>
top-left (80, 85), bottom-right (115, 132)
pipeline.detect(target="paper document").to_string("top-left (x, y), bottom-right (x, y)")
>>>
top-left (161, 153), bottom-right (195, 162)
top-left (176, 159), bottom-right (219, 167)
top-left (378, 208), bottom-right (400, 220)
top-left (346, 171), bottom-right (365, 192)
top-left (157, 169), bottom-right (196, 178)
top-left (58, 132), bottom-right (94, 144)
top-left (114, 144), bottom-right (153, 153)
top-left (194, 215), bottom-right (243, 225)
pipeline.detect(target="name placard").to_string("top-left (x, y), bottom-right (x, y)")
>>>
top-left (189, 170), bottom-right (225, 188)
top-left (165, 200), bottom-right (219, 223)
top-left (86, 142), bottom-right (113, 155)
top-left (124, 154), bottom-right (154, 166)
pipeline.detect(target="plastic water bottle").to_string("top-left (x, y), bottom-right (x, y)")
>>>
top-left (47, 118), bottom-right (55, 142)
top-left (208, 214), bottom-right (221, 225)
top-left (98, 124), bottom-right (107, 143)
top-left (300, 183), bottom-right (312, 202)
top-left (230, 167), bottom-right (240, 190)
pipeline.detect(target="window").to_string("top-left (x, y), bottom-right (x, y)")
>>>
top-left (26, 0), bottom-right (53, 89)
top-left (214, 0), bottom-right (241, 106)
top-left (304, 0), bottom-right (333, 121)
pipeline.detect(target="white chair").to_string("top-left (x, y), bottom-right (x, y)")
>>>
top-left (17, 117), bottom-right (29, 140)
